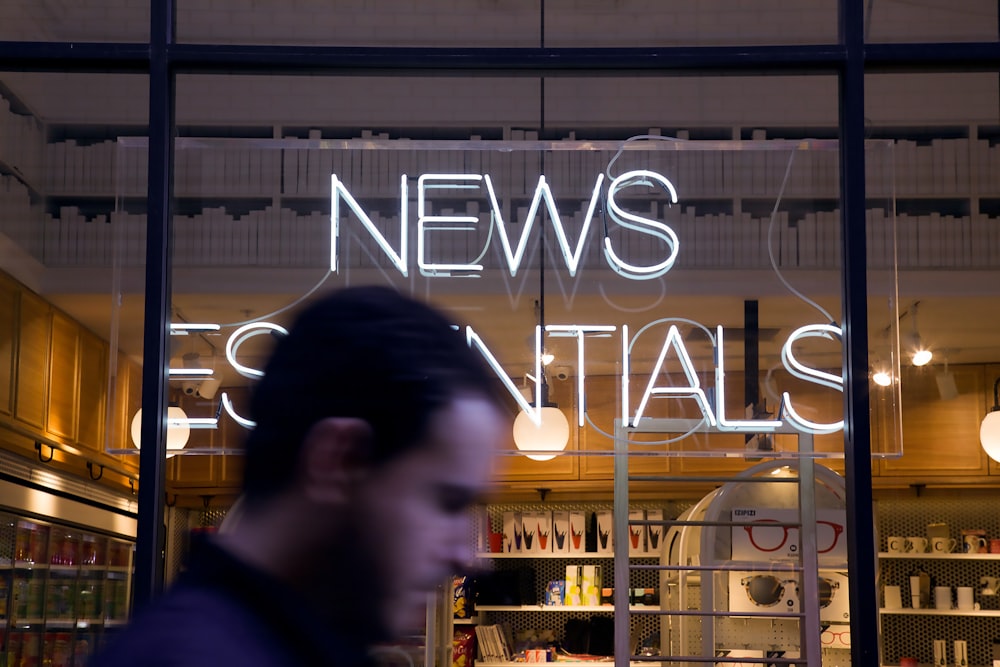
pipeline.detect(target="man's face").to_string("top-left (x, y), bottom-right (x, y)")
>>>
top-left (355, 394), bottom-right (506, 638)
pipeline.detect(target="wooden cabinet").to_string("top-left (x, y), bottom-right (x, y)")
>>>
top-left (76, 328), bottom-right (107, 453)
top-left (14, 290), bottom-right (50, 431)
top-left (878, 365), bottom-right (987, 477)
top-left (46, 311), bottom-right (79, 442)
top-left (0, 275), bottom-right (15, 416)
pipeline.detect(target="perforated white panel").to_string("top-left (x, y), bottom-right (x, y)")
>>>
top-left (877, 491), bottom-right (1000, 667)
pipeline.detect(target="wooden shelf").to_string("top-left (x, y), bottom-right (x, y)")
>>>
top-left (878, 552), bottom-right (1000, 560)
top-left (879, 607), bottom-right (1000, 617)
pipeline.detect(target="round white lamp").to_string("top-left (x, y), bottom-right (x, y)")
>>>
top-left (512, 406), bottom-right (569, 462)
top-left (980, 378), bottom-right (1000, 463)
top-left (131, 406), bottom-right (191, 458)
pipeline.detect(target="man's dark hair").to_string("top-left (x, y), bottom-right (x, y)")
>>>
top-left (241, 285), bottom-right (499, 505)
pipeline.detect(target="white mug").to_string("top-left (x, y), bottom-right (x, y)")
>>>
top-left (908, 536), bottom-right (928, 553)
top-left (963, 534), bottom-right (987, 554)
top-left (931, 536), bottom-right (957, 553)
top-left (887, 535), bottom-right (909, 553)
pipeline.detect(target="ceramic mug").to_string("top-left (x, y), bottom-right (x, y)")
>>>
top-left (963, 534), bottom-right (987, 554)
top-left (908, 536), bottom-right (928, 553)
top-left (887, 535), bottom-right (909, 553)
top-left (931, 536), bottom-right (957, 553)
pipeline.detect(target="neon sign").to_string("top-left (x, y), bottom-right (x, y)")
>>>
top-left (168, 319), bottom-right (844, 439)
top-left (331, 170), bottom-right (680, 280)
top-left (161, 167), bottom-right (846, 447)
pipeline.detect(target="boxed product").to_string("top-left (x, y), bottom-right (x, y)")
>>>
top-left (552, 511), bottom-right (570, 554)
top-left (568, 511), bottom-right (586, 554)
top-left (503, 511), bottom-right (522, 553)
top-left (646, 509), bottom-right (664, 554)
top-left (524, 511), bottom-right (552, 553)
top-left (564, 565), bottom-right (581, 606)
top-left (596, 511), bottom-right (614, 553)
top-left (581, 564), bottom-right (601, 606)
top-left (521, 513), bottom-right (538, 553)
top-left (628, 509), bottom-right (646, 555)
top-left (545, 580), bottom-right (564, 606)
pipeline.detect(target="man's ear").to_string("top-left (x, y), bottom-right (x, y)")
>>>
top-left (299, 417), bottom-right (373, 505)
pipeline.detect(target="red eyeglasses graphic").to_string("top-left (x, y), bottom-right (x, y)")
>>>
top-left (742, 519), bottom-right (845, 554)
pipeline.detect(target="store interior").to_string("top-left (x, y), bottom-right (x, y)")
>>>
top-left (0, 2), bottom-right (999, 667)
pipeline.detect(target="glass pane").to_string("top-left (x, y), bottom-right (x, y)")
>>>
top-left (158, 73), bottom-right (895, 469)
top-left (865, 70), bottom-right (1000, 468)
top-left (866, 0), bottom-right (998, 43)
top-left (177, 0), bottom-right (540, 46)
top-left (545, 0), bottom-right (838, 46)
top-left (0, 1), bottom-right (149, 42)
top-left (0, 71), bottom-right (148, 469)
top-left (176, 0), bottom-right (838, 47)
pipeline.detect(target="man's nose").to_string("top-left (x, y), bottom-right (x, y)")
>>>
top-left (446, 516), bottom-right (476, 574)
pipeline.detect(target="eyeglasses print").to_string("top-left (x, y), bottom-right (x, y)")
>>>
top-left (820, 629), bottom-right (850, 647)
top-left (742, 519), bottom-right (845, 554)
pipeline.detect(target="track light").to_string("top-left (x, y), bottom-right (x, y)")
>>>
top-left (871, 367), bottom-right (892, 387)
top-left (907, 303), bottom-right (932, 367)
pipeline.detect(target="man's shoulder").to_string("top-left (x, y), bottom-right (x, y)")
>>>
top-left (93, 582), bottom-right (293, 667)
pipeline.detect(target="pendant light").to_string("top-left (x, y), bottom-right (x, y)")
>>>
top-left (130, 405), bottom-right (191, 458)
top-left (980, 377), bottom-right (1000, 463)
top-left (511, 192), bottom-right (569, 461)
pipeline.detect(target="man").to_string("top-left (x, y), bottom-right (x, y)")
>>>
top-left (96, 286), bottom-right (508, 666)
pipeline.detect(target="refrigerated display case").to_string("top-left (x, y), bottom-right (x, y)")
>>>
top-left (0, 514), bottom-right (134, 666)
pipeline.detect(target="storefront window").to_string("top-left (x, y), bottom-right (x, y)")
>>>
top-left (865, 0), bottom-right (998, 43)
top-left (0, 1), bottom-right (149, 43)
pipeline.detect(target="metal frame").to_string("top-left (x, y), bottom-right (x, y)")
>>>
top-left (0, 0), bottom-right (995, 660)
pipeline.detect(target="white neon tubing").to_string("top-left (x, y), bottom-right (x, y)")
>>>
top-left (221, 392), bottom-right (256, 429)
top-left (545, 325), bottom-right (617, 427)
top-left (226, 322), bottom-right (289, 380)
top-left (417, 211), bottom-right (484, 277)
top-left (331, 173), bottom-right (408, 276)
top-left (169, 323), bottom-right (221, 334)
top-left (603, 170), bottom-right (679, 280)
top-left (167, 368), bottom-right (215, 377)
top-left (714, 325), bottom-right (782, 432)
top-left (622, 324), bottom-right (630, 428)
top-left (632, 324), bottom-right (717, 426)
top-left (175, 418), bottom-right (219, 430)
top-left (483, 174), bottom-right (603, 277)
top-left (781, 391), bottom-right (844, 434)
top-left (781, 324), bottom-right (845, 393)
top-left (465, 326), bottom-right (538, 422)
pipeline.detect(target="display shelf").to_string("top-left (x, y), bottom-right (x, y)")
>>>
top-left (475, 552), bottom-right (657, 560)
top-left (877, 552), bottom-right (1000, 560)
top-left (454, 617), bottom-right (479, 625)
top-left (475, 605), bottom-right (659, 613)
top-left (475, 662), bottom-right (638, 667)
top-left (878, 608), bottom-right (1000, 617)
top-left (12, 562), bottom-right (48, 570)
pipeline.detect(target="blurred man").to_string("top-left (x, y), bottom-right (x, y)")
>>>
top-left (96, 286), bottom-right (507, 666)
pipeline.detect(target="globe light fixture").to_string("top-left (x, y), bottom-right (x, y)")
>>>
top-left (980, 377), bottom-right (1000, 463)
top-left (512, 382), bottom-right (569, 462)
top-left (130, 405), bottom-right (191, 458)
